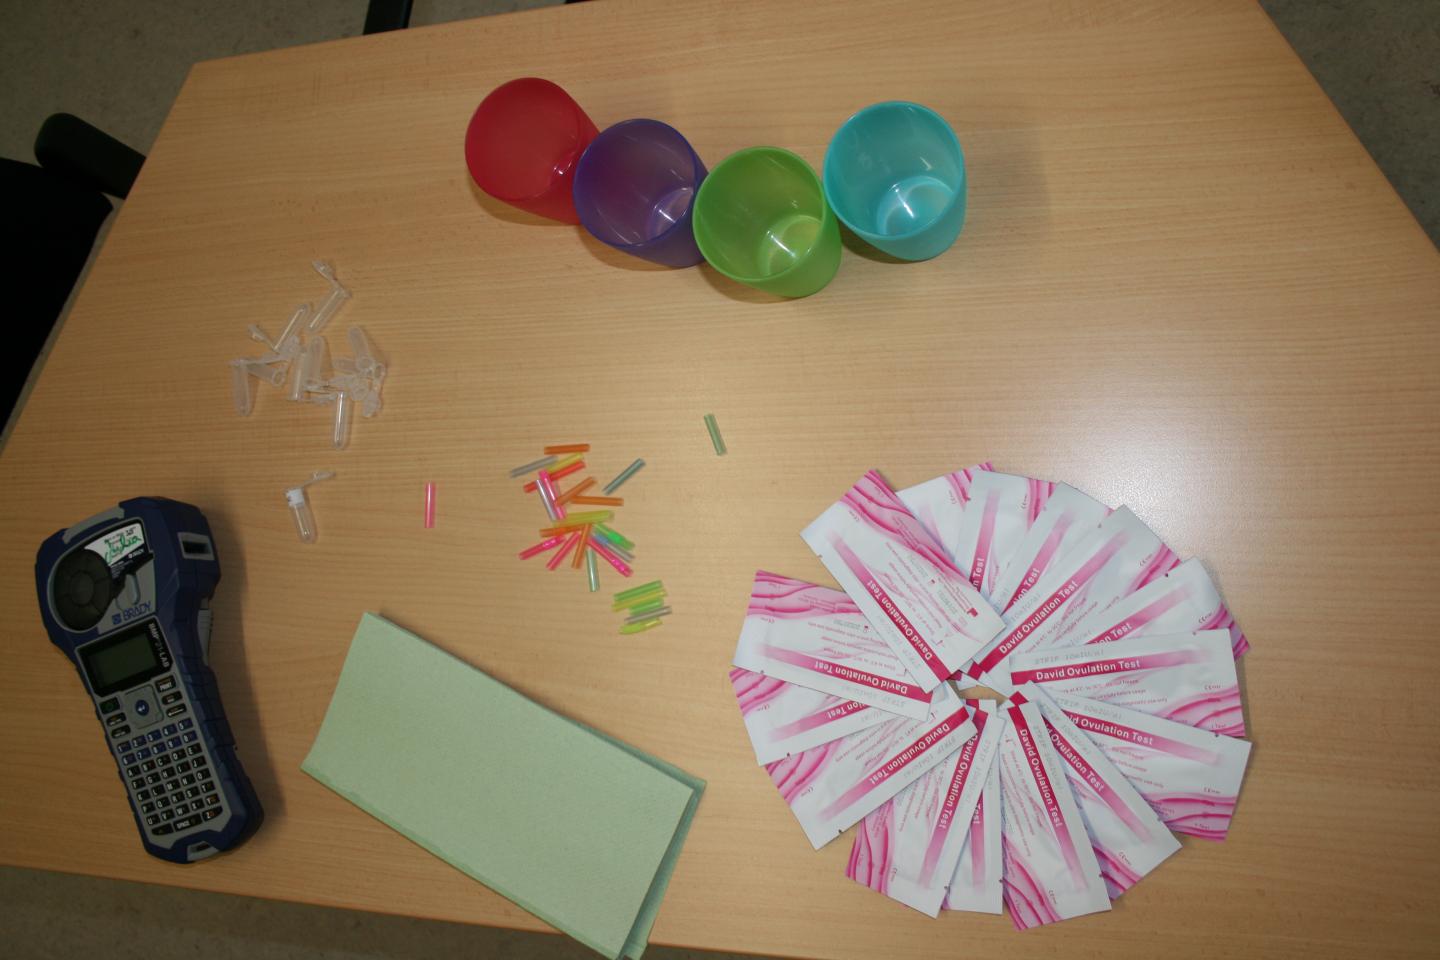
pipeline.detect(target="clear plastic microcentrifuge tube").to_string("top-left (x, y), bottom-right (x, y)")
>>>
top-left (332, 391), bottom-right (352, 449)
top-left (243, 359), bottom-right (287, 386)
top-left (284, 471), bottom-right (333, 543)
top-left (308, 261), bottom-right (351, 334)
top-left (230, 360), bottom-right (254, 415)
top-left (303, 335), bottom-right (329, 390)
top-left (250, 303), bottom-right (311, 351)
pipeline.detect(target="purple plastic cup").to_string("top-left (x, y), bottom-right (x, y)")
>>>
top-left (572, 119), bottom-right (707, 267)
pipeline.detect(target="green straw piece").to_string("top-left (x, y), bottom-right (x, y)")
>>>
top-left (614, 580), bottom-right (664, 603)
top-left (704, 414), bottom-right (726, 456)
top-left (595, 524), bottom-right (634, 551)
top-left (626, 596), bottom-right (666, 615)
top-left (602, 459), bottom-right (645, 495)
top-left (586, 549), bottom-right (599, 593)
top-left (620, 618), bottom-right (664, 635)
top-left (611, 589), bottom-right (664, 612)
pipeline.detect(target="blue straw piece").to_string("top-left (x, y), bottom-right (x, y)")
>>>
top-left (602, 458), bottom-right (645, 495)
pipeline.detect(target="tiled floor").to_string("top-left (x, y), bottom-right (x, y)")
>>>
top-left (1, 2), bottom-right (1436, 958)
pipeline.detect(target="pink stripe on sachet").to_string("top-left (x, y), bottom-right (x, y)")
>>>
top-left (1061, 708), bottom-right (1222, 764)
top-left (760, 644), bottom-right (932, 703)
top-left (819, 706), bottom-right (971, 819)
top-left (830, 535), bottom-right (951, 683)
top-left (770, 699), bottom-right (870, 739)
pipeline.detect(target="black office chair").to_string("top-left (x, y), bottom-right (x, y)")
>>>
top-left (0, 115), bottom-right (145, 431)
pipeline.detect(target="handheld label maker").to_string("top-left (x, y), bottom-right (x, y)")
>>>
top-left (35, 498), bottom-right (263, 862)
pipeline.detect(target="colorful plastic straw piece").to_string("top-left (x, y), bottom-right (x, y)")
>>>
top-left (625, 606), bottom-right (672, 624)
top-left (424, 483), bottom-right (436, 528)
top-left (613, 590), bottom-right (663, 613)
top-left (614, 581), bottom-right (663, 603)
top-left (586, 549), bottom-right (600, 592)
top-left (546, 531), bottom-right (581, 570)
top-left (509, 455), bottom-right (558, 478)
top-left (544, 443), bottom-right (590, 454)
top-left (595, 524), bottom-right (634, 551)
top-left (535, 470), bottom-right (563, 521)
top-left (551, 510), bottom-right (613, 528)
top-left (554, 477), bottom-right (597, 506)
top-left (620, 618), bottom-right (663, 635)
top-left (602, 459), bottom-right (645, 495)
top-left (627, 597), bottom-right (666, 616)
top-left (524, 460), bottom-right (584, 491)
top-left (549, 452), bottom-right (585, 473)
top-left (570, 495), bottom-right (623, 507)
top-left (572, 526), bottom-right (591, 569)
top-left (704, 413), bottom-right (726, 455)
top-left (589, 537), bottom-right (633, 577)
top-left (519, 535), bottom-right (565, 560)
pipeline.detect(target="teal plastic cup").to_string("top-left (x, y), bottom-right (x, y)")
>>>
top-left (823, 102), bottom-right (966, 261)
top-left (692, 147), bottom-right (841, 298)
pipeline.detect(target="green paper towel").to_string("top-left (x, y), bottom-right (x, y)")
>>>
top-left (302, 613), bottom-right (704, 959)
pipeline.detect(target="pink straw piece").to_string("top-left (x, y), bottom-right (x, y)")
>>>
top-left (588, 537), bottom-right (633, 577)
top-left (546, 531), bottom-right (582, 570)
top-left (518, 535), bottom-right (565, 560)
top-left (424, 482), bottom-right (436, 528)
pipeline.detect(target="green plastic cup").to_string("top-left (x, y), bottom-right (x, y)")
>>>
top-left (692, 147), bottom-right (841, 298)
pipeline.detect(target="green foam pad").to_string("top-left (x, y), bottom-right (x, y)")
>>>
top-left (301, 613), bottom-right (704, 959)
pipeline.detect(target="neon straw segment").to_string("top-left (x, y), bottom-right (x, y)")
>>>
top-left (602, 459), bottom-right (645, 495)
top-left (509, 455), bottom-right (558, 477)
top-left (590, 537), bottom-right (633, 577)
top-left (424, 482), bottom-right (436, 528)
top-left (570, 495), bottom-right (623, 506)
top-left (546, 531), bottom-right (581, 570)
top-left (555, 477), bottom-right (597, 505)
top-left (586, 549), bottom-right (600, 592)
top-left (704, 413), bottom-right (726, 455)
top-left (549, 452), bottom-right (585, 472)
top-left (614, 580), bottom-right (664, 602)
top-left (572, 526), bottom-right (592, 569)
top-left (612, 592), bottom-right (663, 613)
top-left (627, 596), bottom-right (666, 615)
top-left (551, 510), bottom-right (613, 528)
top-left (544, 444), bottom-right (591, 454)
top-left (625, 606), bottom-right (672, 624)
top-left (523, 460), bottom-right (585, 491)
top-left (596, 524), bottom-right (634, 550)
top-left (518, 535), bottom-right (565, 559)
top-left (620, 618), bottom-right (663, 635)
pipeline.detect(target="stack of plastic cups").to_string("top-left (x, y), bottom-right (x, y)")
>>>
top-left (466, 77), bottom-right (968, 297)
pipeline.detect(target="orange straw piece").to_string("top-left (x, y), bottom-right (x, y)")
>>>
top-left (544, 444), bottom-right (590, 454)
top-left (572, 525), bottom-right (592, 569)
top-left (555, 477), bottom-right (597, 506)
top-left (569, 495), bottom-right (623, 507)
top-left (524, 460), bottom-right (584, 491)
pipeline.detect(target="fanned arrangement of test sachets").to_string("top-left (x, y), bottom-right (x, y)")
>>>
top-left (729, 464), bottom-right (1252, 929)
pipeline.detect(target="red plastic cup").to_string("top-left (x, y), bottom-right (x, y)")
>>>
top-left (465, 78), bottom-right (599, 224)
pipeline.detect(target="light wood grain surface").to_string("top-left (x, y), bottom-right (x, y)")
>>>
top-left (3, 0), bottom-right (1438, 957)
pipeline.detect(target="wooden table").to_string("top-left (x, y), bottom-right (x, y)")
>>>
top-left (3, 0), bottom-right (1438, 956)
